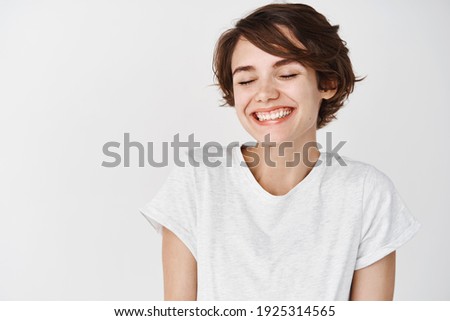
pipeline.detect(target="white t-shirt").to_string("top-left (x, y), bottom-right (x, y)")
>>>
top-left (139, 145), bottom-right (421, 300)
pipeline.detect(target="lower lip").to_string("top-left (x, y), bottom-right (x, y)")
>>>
top-left (251, 108), bottom-right (296, 126)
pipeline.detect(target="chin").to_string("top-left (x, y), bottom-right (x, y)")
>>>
top-left (252, 131), bottom-right (293, 146)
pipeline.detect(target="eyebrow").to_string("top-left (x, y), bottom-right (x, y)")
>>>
top-left (232, 58), bottom-right (298, 76)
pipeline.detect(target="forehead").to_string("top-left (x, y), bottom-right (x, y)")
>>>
top-left (231, 38), bottom-right (270, 64)
top-left (231, 25), bottom-right (307, 70)
top-left (231, 38), bottom-right (305, 74)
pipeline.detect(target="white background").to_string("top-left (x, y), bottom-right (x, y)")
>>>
top-left (0, 0), bottom-right (449, 300)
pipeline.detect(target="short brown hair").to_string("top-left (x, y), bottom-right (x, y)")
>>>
top-left (212, 3), bottom-right (365, 129)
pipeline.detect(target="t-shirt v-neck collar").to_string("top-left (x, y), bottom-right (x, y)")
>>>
top-left (233, 144), bottom-right (326, 202)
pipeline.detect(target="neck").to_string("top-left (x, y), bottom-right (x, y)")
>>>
top-left (241, 131), bottom-right (321, 196)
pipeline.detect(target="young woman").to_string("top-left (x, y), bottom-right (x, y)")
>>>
top-left (139, 3), bottom-right (421, 301)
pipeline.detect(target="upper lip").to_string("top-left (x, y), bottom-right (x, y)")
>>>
top-left (250, 105), bottom-right (295, 115)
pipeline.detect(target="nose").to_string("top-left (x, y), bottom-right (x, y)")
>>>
top-left (255, 78), bottom-right (279, 103)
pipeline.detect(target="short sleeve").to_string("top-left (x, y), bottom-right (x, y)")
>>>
top-left (138, 150), bottom-right (198, 260)
top-left (355, 165), bottom-right (421, 270)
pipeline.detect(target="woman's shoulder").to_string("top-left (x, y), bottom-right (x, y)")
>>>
top-left (321, 151), bottom-right (371, 173)
top-left (180, 145), bottom-right (236, 172)
top-left (320, 152), bottom-right (396, 189)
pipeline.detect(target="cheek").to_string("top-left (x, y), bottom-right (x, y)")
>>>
top-left (233, 88), bottom-right (252, 110)
top-left (286, 81), bottom-right (309, 96)
top-left (289, 83), bottom-right (321, 106)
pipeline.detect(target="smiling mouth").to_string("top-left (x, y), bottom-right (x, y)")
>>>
top-left (252, 107), bottom-right (294, 122)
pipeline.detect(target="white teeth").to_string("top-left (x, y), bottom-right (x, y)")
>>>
top-left (255, 108), bottom-right (292, 121)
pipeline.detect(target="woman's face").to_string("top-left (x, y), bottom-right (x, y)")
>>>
top-left (230, 28), bottom-right (336, 145)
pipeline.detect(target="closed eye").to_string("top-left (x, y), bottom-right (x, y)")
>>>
top-left (238, 80), bottom-right (254, 86)
top-left (280, 74), bottom-right (298, 79)
top-left (238, 74), bottom-right (298, 86)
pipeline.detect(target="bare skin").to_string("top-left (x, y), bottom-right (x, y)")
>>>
top-left (350, 251), bottom-right (396, 300)
top-left (232, 25), bottom-right (396, 300)
top-left (162, 227), bottom-right (197, 300)
top-left (231, 25), bottom-right (335, 197)
top-left (162, 23), bottom-right (396, 301)
top-left (161, 227), bottom-right (396, 301)
top-left (241, 143), bottom-right (321, 196)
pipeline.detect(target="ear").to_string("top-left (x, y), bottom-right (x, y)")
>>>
top-left (319, 79), bottom-right (338, 100)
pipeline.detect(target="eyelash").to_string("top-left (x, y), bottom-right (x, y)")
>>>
top-left (238, 74), bottom-right (298, 86)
